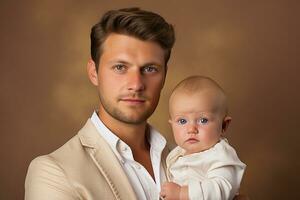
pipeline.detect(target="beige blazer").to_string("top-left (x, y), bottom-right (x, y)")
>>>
top-left (25, 119), bottom-right (169, 200)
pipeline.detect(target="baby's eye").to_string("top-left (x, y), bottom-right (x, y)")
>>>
top-left (177, 118), bottom-right (187, 125)
top-left (198, 118), bottom-right (208, 124)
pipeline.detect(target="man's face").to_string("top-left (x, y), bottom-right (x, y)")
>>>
top-left (169, 91), bottom-right (224, 155)
top-left (92, 33), bottom-right (166, 125)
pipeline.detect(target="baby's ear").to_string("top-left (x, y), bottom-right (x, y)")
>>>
top-left (168, 119), bottom-right (172, 124)
top-left (222, 116), bottom-right (232, 134)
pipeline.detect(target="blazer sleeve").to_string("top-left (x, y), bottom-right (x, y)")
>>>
top-left (25, 156), bottom-right (80, 200)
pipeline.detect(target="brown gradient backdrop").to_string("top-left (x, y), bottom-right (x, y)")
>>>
top-left (1, 0), bottom-right (299, 199)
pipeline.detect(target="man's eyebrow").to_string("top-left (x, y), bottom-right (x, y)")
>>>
top-left (141, 62), bottom-right (164, 68)
top-left (108, 60), bottom-right (164, 68)
top-left (107, 60), bottom-right (131, 65)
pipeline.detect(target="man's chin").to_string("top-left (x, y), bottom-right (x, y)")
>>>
top-left (122, 115), bottom-right (149, 124)
top-left (113, 112), bottom-right (150, 125)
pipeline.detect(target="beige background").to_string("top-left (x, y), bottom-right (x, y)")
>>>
top-left (1, 0), bottom-right (299, 199)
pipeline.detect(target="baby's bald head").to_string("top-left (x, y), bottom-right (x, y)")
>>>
top-left (169, 76), bottom-right (229, 117)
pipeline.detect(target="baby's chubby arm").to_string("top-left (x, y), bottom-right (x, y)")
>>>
top-left (160, 182), bottom-right (188, 200)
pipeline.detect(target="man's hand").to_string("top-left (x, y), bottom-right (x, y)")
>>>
top-left (160, 182), bottom-right (181, 200)
top-left (160, 182), bottom-right (188, 200)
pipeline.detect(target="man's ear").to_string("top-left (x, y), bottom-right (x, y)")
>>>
top-left (222, 116), bottom-right (232, 133)
top-left (87, 59), bottom-right (98, 86)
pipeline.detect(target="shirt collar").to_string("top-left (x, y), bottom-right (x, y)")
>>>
top-left (91, 111), bottom-right (119, 150)
top-left (147, 124), bottom-right (166, 153)
top-left (90, 111), bottom-right (166, 157)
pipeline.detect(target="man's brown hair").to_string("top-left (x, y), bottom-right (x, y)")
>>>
top-left (90, 7), bottom-right (175, 70)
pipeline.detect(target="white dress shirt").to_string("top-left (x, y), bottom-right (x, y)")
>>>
top-left (91, 111), bottom-right (167, 200)
top-left (166, 139), bottom-right (246, 200)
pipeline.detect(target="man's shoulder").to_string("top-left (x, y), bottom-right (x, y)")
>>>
top-left (50, 133), bottom-right (83, 159)
top-left (27, 119), bottom-right (99, 174)
top-left (25, 153), bottom-right (80, 199)
top-left (24, 119), bottom-right (124, 199)
top-left (49, 119), bottom-right (101, 166)
top-left (26, 129), bottom-right (86, 177)
top-left (25, 120), bottom-right (97, 186)
top-left (27, 154), bottom-right (61, 173)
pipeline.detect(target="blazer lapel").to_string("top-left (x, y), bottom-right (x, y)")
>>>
top-left (78, 119), bottom-right (137, 200)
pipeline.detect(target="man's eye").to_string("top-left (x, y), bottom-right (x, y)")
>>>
top-left (198, 118), bottom-right (208, 124)
top-left (113, 64), bottom-right (126, 72)
top-left (177, 118), bottom-right (187, 125)
top-left (142, 65), bottom-right (158, 73)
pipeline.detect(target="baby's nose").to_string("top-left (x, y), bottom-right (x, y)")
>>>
top-left (187, 123), bottom-right (199, 134)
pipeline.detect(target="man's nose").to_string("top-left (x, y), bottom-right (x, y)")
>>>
top-left (127, 70), bottom-right (145, 92)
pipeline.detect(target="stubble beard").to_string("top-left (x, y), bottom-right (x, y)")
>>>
top-left (99, 94), bottom-right (159, 125)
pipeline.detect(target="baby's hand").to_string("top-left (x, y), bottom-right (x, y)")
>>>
top-left (160, 182), bottom-right (181, 200)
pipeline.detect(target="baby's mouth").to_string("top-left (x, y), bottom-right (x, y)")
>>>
top-left (185, 138), bottom-right (199, 143)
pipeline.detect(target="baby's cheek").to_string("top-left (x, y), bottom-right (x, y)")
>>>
top-left (173, 134), bottom-right (182, 146)
top-left (199, 130), bottom-right (216, 142)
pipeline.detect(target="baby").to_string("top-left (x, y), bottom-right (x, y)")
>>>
top-left (160, 76), bottom-right (246, 200)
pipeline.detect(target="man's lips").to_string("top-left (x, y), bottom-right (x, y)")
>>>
top-left (120, 98), bottom-right (146, 104)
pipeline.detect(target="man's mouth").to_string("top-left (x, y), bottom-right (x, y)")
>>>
top-left (120, 98), bottom-right (146, 104)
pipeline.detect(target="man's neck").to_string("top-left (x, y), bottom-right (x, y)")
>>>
top-left (97, 110), bottom-right (149, 151)
top-left (96, 109), bottom-right (155, 179)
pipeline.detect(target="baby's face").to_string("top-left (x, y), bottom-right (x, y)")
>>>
top-left (169, 91), bottom-right (225, 155)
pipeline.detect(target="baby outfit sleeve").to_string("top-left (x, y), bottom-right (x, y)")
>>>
top-left (187, 140), bottom-right (246, 200)
top-left (188, 165), bottom-right (244, 200)
top-left (167, 141), bottom-right (246, 200)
